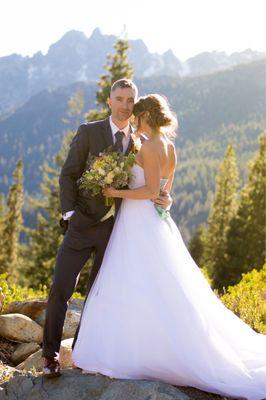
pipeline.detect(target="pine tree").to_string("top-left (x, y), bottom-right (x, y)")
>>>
top-left (224, 134), bottom-right (266, 285)
top-left (22, 89), bottom-right (93, 292)
top-left (23, 133), bottom-right (73, 288)
top-left (0, 194), bottom-right (4, 235)
top-left (0, 160), bottom-right (24, 280)
top-left (86, 38), bottom-right (133, 121)
top-left (203, 145), bottom-right (239, 291)
top-left (22, 90), bottom-right (85, 288)
top-left (188, 223), bottom-right (206, 266)
top-left (62, 88), bottom-right (85, 127)
top-left (0, 194), bottom-right (5, 268)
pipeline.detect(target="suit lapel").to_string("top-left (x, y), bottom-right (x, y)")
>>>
top-left (125, 125), bottom-right (135, 155)
top-left (101, 117), bottom-right (114, 149)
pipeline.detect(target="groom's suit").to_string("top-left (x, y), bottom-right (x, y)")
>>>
top-left (42, 117), bottom-right (135, 358)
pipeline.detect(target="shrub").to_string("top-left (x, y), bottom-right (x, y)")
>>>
top-left (221, 264), bottom-right (266, 334)
top-left (0, 273), bottom-right (83, 312)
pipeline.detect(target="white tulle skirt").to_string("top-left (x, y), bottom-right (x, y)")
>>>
top-left (72, 197), bottom-right (266, 400)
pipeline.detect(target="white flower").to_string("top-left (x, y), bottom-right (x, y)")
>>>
top-left (98, 168), bottom-right (105, 176)
top-left (104, 172), bottom-right (114, 184)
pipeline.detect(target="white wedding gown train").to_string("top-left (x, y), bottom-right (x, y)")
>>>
top-left (72, 163), bottom-right (266, 400)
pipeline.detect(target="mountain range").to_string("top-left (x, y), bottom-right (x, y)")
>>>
top-left (0, 28), bottom-right (265, 116)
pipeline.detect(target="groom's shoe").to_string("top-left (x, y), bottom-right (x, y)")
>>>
top-left (43, 357), bottom-right (61, 378)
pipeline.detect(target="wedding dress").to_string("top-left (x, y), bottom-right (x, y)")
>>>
top-left (72, 163), bottom-right (266, 400)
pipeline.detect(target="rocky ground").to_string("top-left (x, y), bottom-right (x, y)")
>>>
top-left (0, 344), bottom-right (232, 400)
top-left (0, 299), bottom-right (233, 399)
top-left (0, 338), bottom-right (17, 386)
top-left (0, 367), bottom-right (232, 400)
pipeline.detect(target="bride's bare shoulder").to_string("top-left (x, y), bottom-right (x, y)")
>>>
top-left (140, 138), bottom-right (158, 152)
top-left (139, 140), bottom-right (161, 163)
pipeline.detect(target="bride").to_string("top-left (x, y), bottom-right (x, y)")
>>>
top-left (72, 94), bottom-right (266, 400)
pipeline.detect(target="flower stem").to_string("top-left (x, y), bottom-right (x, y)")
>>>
top-left (104, 197), bottom-right (114, 207)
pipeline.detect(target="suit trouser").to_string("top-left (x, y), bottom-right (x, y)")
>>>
top-left (42, 217), bottom-right (114, 358)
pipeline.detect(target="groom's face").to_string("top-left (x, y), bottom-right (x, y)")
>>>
top-left (107, 87), bottom-right (135, 123)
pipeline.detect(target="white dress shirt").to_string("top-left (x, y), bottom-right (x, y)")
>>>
top-left (63, 117), bottom-right (131, 220)
top-left (109, 116), bottom-right (131, 153)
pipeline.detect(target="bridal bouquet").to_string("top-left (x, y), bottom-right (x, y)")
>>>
top-left (78, 150), bottom-right (136, 206)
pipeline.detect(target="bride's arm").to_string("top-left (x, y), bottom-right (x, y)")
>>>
top-left (103, 144), bottom-right (161, 200)
top-left (161, 169), bottom-right (175, 194)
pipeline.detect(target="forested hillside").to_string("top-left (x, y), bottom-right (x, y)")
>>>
top-left (0, 60), bottom-right (264, 239)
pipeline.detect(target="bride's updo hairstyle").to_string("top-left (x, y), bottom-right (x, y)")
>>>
top-left (133, 94), bottom-right (178, 139)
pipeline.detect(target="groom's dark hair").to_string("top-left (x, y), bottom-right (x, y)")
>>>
top-left (111, 78), bottom-right (138, 99)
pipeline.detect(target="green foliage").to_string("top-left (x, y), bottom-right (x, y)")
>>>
top-left (191, 134), bottom-right (266, 291)
top-left (0, 273), bottom-right (83, 313)
top-left (86, 39), bottom-right (133, 121)
top-left (0, 194), bottom-right (5, 264)
top-left (22, 89), bottom-right (93, 294)
top-left (0, 160), bottom-right (24, 281)
top-left (0, 273), bottom-right (47, 311)
top-left (224, 134), bottom-right (266, 285)
top-left (62, 89), bottom-right (85, 128)
top-left (202, 145), bottom-right (239, 290)
top-left (200, 266), bottom-right (213, 287)
top-left (171, 120), bottom-right (265, 241)
top-left (221, 265), bottom-right (266, 334)
top-left (22, 133), bottom-right (73, 288)
top-left (188, 223), bottom-right (206, 266)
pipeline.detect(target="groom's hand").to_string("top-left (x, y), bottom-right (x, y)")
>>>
top-left (59, 218), bottom-right (69, 235)
top-left (152, 190), bottom-right (173, 209)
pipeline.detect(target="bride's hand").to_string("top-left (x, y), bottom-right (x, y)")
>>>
top-left (102, 187), bottom-right (118, 198)
top-left (152, 190), bottom-right (173, 209)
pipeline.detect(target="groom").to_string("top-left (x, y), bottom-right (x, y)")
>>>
top-left (42, 78), bottom-right (173, 377)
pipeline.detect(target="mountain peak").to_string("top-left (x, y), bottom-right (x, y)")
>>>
top-left (163, 49), bottom-right (175, 56)
top-left (47, 30), bottom-right (87, 59)
top-left (90, 27), bottom-right (102, 39)
top-left (59, 30), bottom-right (87, 43)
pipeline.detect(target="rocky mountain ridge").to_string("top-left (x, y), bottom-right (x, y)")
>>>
top-left (0, 27), bottom-right (265, 115)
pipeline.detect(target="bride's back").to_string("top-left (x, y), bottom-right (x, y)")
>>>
top-left (157, 136), bottom-right (176, 179)
top-left (133, 93), bottom-right (178, 180)
top-left (137, 135), bottom-right (176, 180)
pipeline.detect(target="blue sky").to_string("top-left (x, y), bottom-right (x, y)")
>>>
top-left (0, 0), bottom-right (265, 61)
